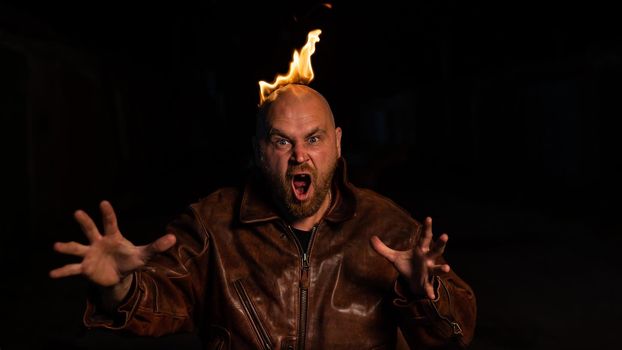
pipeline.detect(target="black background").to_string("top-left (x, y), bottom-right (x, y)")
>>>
top-left (1, 1), bottom-right (620, 349)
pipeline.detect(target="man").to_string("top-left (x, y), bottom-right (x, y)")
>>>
top-left (51, 84), bottom-right (476, 349)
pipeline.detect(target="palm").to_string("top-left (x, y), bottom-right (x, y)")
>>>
top-left (371, 217), bottom-right (450, 300)
top-left (50, 201), bottom-right (176, 287)
top-left (81, 233), bottom-right (143, 286)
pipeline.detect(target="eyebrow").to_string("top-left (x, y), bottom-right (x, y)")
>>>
top-left (268, 127), bottom-right (326, 139)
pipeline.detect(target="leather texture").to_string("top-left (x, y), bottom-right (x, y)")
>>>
top-left (84, 158), bottom-right (476, 349)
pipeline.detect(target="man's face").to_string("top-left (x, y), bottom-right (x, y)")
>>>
top-left (256, 85), bottom-right (342, 220)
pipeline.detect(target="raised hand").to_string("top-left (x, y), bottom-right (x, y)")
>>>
top-left (50, 200), bottom-right (176, 288)
top-left (371, 217), bottom-right (450, 300)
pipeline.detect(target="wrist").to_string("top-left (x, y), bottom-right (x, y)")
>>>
top-left (99, 273), bottom-right (134, 311)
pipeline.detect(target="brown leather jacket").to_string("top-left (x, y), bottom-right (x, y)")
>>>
top-left (85, 159), bottom-right (476, 349)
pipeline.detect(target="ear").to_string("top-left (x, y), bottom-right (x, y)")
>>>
top-left (335, 127), bottom-right (342, 158)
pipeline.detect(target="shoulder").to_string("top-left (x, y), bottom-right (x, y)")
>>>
top-left (339, 185), bottom-right (422, 251)
top-left (352, 186), bottom-right (419, 225)
top-left (188, 186), bottom-right (242, 222)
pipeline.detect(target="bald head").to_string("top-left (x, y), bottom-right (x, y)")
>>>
top-left (256, 84), bottom-right (335, 139)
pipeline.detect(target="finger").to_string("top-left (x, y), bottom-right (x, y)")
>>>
top-left (143, 234), bottom-right (177, 257)
top-left (54, 241), bottom-right (89, 257)
top-left (370, 235), bottom-right (399, 263)
top-left (74, 210), bottom-right (102, 243)
top-left (424, 281), bottom-right (436, 300)
top-left (429, 263), bottom-right (451, 274)
top-left (429, 233), bottom-right (449, 258)
top-left (418, 217), bottom-right (433, 252)
top-left (49, 263), bottom-right (82, 278)
top-left (100, 200), bottom-right (119, 236)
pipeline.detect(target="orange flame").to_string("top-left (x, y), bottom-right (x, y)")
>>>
top-left (258, 29), bottom-right (322, 105)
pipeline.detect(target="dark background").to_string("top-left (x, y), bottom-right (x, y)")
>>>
top-left (1, 1), bottom-right (620, 349)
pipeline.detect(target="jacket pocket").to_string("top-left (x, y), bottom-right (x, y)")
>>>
top-left (233, 279), bottom-right (273, 350)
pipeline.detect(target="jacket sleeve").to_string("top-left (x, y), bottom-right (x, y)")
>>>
top-left (392, 226), bottom-right (477, 349)
top-left (83, 205), bottom-right (210, 336)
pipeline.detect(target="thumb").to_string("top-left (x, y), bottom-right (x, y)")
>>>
top-left (145, 233), bottom-right (177, 257)
top-left (370, 235), bottom-right (397, 263)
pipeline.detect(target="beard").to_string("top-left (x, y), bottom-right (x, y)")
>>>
top-left (259, 158), bottom-right (337, 220)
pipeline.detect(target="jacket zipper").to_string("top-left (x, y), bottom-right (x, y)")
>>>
top-left (284, 222), bottom-right (319, 350)
top-left (298, 255), bottom-right (309, 350)
top-left (430, 276), bottom-right (463, 337)
top-left (233, 279), bottom-right (273, 350)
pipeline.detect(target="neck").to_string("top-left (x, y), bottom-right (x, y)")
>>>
top-left (289, 190), bottom-right (332, 231)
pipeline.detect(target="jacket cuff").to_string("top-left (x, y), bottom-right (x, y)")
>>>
top-left (83, 271), bottom-right (142, 330)
top-left (392, 275), bottom-right (464, 338)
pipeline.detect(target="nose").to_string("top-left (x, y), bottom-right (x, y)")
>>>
top-left (290, 142), bottom-right (309, 164)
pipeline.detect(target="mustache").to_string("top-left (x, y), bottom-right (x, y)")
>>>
top-left (286, 164), bottom-right (315, 178)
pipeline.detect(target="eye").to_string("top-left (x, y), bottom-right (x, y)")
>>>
top-left (275, 138), bottom-right (290, 147)
top-left (308, 136), bottom-right (320, 144)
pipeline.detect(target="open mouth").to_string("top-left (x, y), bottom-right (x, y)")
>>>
top-left (292, 173), bottom-right (312, 200)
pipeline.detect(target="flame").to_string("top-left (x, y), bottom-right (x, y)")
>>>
top-left (258, 29), bottom-right (322, 105)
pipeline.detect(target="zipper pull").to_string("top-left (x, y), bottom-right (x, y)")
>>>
top-left (451, 322), bottom-right (463, 335)
top-left (300, 253), bottom-right (310, 289)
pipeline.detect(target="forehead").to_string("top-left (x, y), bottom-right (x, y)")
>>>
top-left (265, 91), bottom-right (333, 134)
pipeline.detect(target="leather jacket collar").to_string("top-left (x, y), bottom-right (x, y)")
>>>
top-left (239, 157), bottom-right (356, 224)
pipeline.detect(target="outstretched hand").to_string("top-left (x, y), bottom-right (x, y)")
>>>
top-left (50, 200), bottom-right (176, 287)
top-left (371, 217), bottom-right (450, 300)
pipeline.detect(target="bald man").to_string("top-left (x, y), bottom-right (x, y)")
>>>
top-left (52, 84), bottom-right (476, 349)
